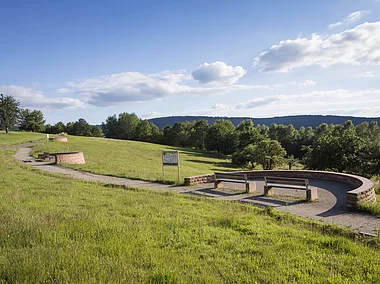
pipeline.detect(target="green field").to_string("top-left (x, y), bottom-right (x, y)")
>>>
top-left (0, 131), bottom-right (46, 146)
top-left (32, 136), bottom-right (240, 184)
top-left (359, 178), bottom-right (380, 217)
top-left (1, 149), bottom-right (380, 283)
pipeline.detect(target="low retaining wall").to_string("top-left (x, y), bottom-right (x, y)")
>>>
top-left (184, 174), bottom-right (215, 186)
top-left (185, 170), bottom-right (376, 208)
top-left (51, 152), bottom-right (85, 164)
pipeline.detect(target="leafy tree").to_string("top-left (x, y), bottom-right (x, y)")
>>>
top-left (251, 139), bottom-right (287, 170)
top-left (235, 119), bottom-right (262, 151)
top-left (66, 118), bottom-right (101, 137)
top-left (0, 94), bottom-right (20, 133)
top-left (89, 125), bottom-right (104, 137)
top-left (304, 123), bottom-right (364, 173)
top-left (19, 109), bottom-right (46, 132)
top-left (102, 115), bottom-right (120, 138)
top-left (189, 120), bottom-right (209, 149)
top-left (135, 119), bottom-right (153, 141)
top-left (118, 112), bottom-right (139, 140)
top-left (205, 120), bottom-right (236, 154)
top-left (150, 123), bottom-right (163, 144)
top-left (232, 144), bottom-right (257, 168)
top-left (168, 121), bottom-right (194, 147)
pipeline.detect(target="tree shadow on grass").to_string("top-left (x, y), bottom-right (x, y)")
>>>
top-left (185, 159), bottom-right (240, 169)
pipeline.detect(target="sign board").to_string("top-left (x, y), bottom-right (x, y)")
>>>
top-left (162, 150), bottom-right (180, 181)
top-left (162, 151), bottom-right (179, 165)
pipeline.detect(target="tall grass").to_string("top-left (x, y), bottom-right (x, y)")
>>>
top-left (1, 149), bottom-right (380, 283)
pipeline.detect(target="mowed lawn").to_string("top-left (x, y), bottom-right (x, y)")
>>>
top-left (32, 135), bottom-right (240, 183)
top-left (0, 149), bottom-right (380, 283)
top-left (0, 131), bottom-right (46, 146)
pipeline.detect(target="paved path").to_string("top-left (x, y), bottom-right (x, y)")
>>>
top-left (5, 146), bottom-right (380, 235)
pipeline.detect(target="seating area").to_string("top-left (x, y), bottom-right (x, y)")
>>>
top-left (214, 172), bottom-right (256, 193)
top-left (264, 176), bottom-right (318, 201)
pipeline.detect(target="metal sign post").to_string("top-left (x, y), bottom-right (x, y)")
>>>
top-left (162, 150), bottom-right (180, 182)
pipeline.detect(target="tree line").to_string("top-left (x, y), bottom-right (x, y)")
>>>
top-left (2, 94), bottom-right (379, 177)
top-left (102, 112), bottom-right (380, 178)
top-left (0, 94), bottom-right (103, 137)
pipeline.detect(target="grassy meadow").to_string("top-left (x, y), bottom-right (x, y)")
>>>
top-left (0, 131), bottom-right (46, 146)
top-left (32, 135), bottom-right (240, 184)
top-left (1, 149), bottom-right (380, 283)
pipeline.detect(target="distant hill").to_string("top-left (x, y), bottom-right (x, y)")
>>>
top-left (148, 115), bottom-right (380, 129)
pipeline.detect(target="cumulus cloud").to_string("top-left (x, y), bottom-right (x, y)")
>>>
top-left (253, 22), bottom-right (380, 72)
top-left (60, 70), bottom-right (269, 107)
top-left (191, 61), bottom-right (247, 85)
top-left (0, 85), bottom-right (85, 110)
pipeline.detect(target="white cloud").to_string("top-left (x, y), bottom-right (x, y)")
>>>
top-left (60, 70), bottom-right (270, 107)
top-left (141, 111), bottom-right (163, 119)
top-left (328, 22), bottom-right (343, 29)
top-left (235, 95), bottom-right (286, 109)
top-left (191, 61), bottom-right (247, 85)
top-left (359, 71), bottom-right (375, 77)
top-left (0, 85), bottom-right (85, 110)
top-left (235, 89), bottom-right (380, 113)
top-left (235, 96), bottom-right (287, 109)
top-left (253, 22), bottom-right (380, 72)
top-left (212, 103), bottom-right (230, 110)
top-left (288, 80), bottom-right (316, 86)
top-left (329, 10), bottom-right (369, 29)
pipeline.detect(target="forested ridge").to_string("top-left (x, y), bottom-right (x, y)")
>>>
top-left (149, 115), bottom-right (380, 129)
top-left (101, 112), bottom-right (380, 178)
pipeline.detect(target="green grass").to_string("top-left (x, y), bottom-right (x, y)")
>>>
top-left (1, 149), bottom-right (380, 283)
top-left (32, 136), bottom-right (240, 184)
top-left (358, 178), bottom-right (380, 217)
top-left (0, 131), bottom-right (46, 146)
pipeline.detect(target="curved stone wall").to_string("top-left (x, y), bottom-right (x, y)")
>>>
top-left (185, 170), bottom-right (376, 208)
top-left (51, 152), bottom-right (85, 164)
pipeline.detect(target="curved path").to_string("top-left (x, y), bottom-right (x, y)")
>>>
top-left (4, 146), bottom-right (380, 236)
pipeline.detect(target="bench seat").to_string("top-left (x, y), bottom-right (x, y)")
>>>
top-left (214, 172), bottom-right (255, 193)
top-left (264, 176), bottom-right (317, 201)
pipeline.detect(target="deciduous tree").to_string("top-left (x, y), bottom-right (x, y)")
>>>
top-left (0, 94), bottom-right (20, 133)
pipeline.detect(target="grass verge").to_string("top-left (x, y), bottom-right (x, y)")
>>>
top-left (1, 149), bottom-right (380, 283)
top-left (0, 131), bottom-right (46, 146)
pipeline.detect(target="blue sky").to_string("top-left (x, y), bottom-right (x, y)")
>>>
top-left (1, 0), bottom-right (380, 124)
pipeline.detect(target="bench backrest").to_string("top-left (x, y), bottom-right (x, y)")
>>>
top-left (215, 172), bottom-right (248, 181)
top-left (265, 176), bottom-right (309, 188)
